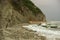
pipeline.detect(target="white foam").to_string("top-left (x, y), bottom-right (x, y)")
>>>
top-left (23, 24), bottom-right (60, 40)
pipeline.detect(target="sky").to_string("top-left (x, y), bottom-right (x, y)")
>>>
top-left (31, 0), bottom-right (60, 21)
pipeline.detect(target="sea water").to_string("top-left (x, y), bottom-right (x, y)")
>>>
top-left (23, 21), bottom-right (60, 40)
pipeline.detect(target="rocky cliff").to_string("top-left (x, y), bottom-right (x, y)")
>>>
top-left (0, 0), bottom-right (46, 27)
top-left (0, 0), bottom-right (46, 40)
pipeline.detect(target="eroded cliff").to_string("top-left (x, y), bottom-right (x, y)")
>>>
top-left (0, 0), bottom-right (46, 27)
top-left (0, 0), bottom-right (46, 40)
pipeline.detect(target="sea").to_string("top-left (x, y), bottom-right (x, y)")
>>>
top-left (23, 21), bottom-right (60, 40)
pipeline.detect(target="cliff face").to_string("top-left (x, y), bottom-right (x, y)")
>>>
top-left (0, 0), bottom-right (46, 27)
top-left (0, 0), bottom-right (46, 40)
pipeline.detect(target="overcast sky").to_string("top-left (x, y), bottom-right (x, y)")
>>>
top-left (31, 0), bottom-right (60, 21)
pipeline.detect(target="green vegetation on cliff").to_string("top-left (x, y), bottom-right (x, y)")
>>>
top-left (11, 0), bottom-right (43, 16)
top-left (23, 0), bottom-right (42, 13)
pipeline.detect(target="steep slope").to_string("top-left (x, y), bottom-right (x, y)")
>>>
top-left (0, 0), bottom-right (46, 27)
top-left (0, 0), bottom-right (46, 40)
